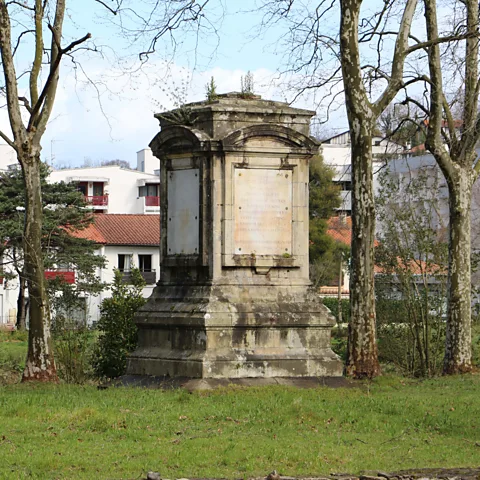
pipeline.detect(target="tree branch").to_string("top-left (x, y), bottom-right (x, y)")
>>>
top-left (374, 0), bottom-right (418, 115)
top-left (29, 26), bottom-right (91, 137)
top-left (0, 0), bottom-right (27, 145)
top-left (406, 32), bottom-right (479, 55)
top-left (0, 128), bottom-right (15, 148)
top-left (423, 0), bottom-right (454, 180)
top-left (18, 96), bottom-right (33, 114)
top-left (29, 0), bottom-right (44, 107)
top-left (6, 0), bottom-right (34, 10)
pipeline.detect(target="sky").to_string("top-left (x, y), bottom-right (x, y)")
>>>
top-left (0, 0), bottom-right (352, 169)
top-left (0, 0), bottom-right (434, 169)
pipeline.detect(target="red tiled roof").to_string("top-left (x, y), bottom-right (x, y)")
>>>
top-left (71, 222), bottom-right (107, 244)
top-left (326, 216), bottom-right (444, 275)
top-left (327, 216), bottom-right (380, 247)
top-left (72, 214), bottom-right (160, 246)
top-left (327, 216), bottom-right (352, 246)
top-left (376, 257), bottom-right (445, 275)
top-left (319, 286), bottom-right (349, 295)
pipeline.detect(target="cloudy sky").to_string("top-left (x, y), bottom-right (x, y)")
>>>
top-left (0, 0), bottom-right (350, 168)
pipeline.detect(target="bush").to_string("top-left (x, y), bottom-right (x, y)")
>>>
top-left (322, 297), bottom-right (350, 325)
top-left (322, 298), bottom-right (349, 361)
top-left (323, 295), bottom-right (448, 375)
top-left (53, 317), bottom-right (97, 384)
top-left (375, 293), bottom-right (446, 377)
top-left (93, 268), bottom-right (146, 379)
top-left (472, 320), bottom-right (480, 367)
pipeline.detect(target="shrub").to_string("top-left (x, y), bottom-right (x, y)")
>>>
top-left (322, 297), bottom-right (350, 325)
top-left (93, 268), bottom-right (146, 379)
top-left (53, 317), bottom-right (97, 384)
top-left (322, 298), bottom-right (349, 361)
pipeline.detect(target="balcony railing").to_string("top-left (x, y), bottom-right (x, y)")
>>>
top-left (45, 270), bottom-right (75, 284)
top-left (121, 269), bottom-right (156, 285)
top-left (85, 195), bottom-right (108, 206)
top-left (145, 196), bottom-right (160, 207)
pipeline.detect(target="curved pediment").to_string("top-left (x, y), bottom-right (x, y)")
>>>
top-left (149, 126), bottom-right (211, 156)
top-left (222, 124), bottom-right (319, 151)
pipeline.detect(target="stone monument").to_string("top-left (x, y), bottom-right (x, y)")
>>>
top-left (127, 93), bottom-right (343, 378)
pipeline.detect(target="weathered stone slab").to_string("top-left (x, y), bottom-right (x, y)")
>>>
top-left (234, 168), bottom-right (292, 255)
top-left (166, 168), bottom-right (199, 255)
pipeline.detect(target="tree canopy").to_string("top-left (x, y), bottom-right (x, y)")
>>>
top-left (308, 154), bottom-right (348, 286)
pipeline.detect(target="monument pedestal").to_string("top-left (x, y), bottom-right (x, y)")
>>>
top-left (127, 93), bottom-right (343, 379)
top-left (127, 283), bottom-right (342, 378)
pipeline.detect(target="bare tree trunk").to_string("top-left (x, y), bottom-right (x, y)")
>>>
top-left (16, 273), bottom-right (27, 330)
top-left (444, 169), bottom-right (474, 373)
top-left (345, 126), bottom-right (380, 378)
top-left (337, 256), bottom-right (343, 324)
top-left (20, 156), bottom-right (57, 382)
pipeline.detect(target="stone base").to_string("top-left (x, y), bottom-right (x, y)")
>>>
top-left (127, 283), bottom-right (343, 378)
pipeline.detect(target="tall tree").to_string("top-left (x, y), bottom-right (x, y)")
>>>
top-left (261, 0), bottom-right (420, 377)
top-left (0, 0), bottom-right (212, 382)
top-left (0, 163), bottom-right (106, 330)
top-left (339, 0), bottom-right (419, 378)
top-left (418, 0), bottom-right (480, 373)
top-left (0, 0), bottom-right (92, 381)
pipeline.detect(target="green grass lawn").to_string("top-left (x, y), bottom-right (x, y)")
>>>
top-left (0, 375), bottom-right (479, 479)
top-left (0, 331), bottom-right (27, 385)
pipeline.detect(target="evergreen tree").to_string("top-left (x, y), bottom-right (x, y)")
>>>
top-left (0, 163), bottom-right (106, 329)
top-left (309, 155), bottom-right (348, 286)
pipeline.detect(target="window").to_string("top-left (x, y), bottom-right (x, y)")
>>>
top-left (138, 184), bottom-right (158, 197)
top-left (118, 254), bottom-right (132, 272)
top-left (93, 182), bottom-right (104, 196)
top-left (138, 254), bottom-right (152, 272)
top-left (374, 140), bottom-right (382, 146)
top-left (335, 180), bottom-right (352, 191)
top-left (77, 182), bottom-right (88, 195)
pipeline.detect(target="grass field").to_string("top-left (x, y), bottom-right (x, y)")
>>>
top-left (0, 330), bottom-right (27, 385)
top-left (0, 374), bottom-right (479, 479)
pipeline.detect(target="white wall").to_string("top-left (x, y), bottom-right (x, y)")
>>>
top-left (0, 144), bottom-right (17, 171)
top-left (321, 136), bottom-right (406, 214)
top-left (86, 244), bottom-right (160, 324)
top-left (136, 148), bottom-right (159, 175)
top-left (0, 277), bottom-right (19, 327)
top-left (1, 238), bottom-right (161, 327)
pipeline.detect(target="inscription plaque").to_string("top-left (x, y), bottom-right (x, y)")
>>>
top-left (167, 168), bottom-right (199, 255)
top-left (234, 168), bottom-right (292, 255)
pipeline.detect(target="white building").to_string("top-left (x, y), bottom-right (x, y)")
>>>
top-left (49, 152), bottom-right (160, 215)
top-left (0, 146), bottom-right (162, 328)
top-left (0, 144), bottom-right (17, 172)
top-left (136, 148), bottom-right (159, 176)
top-left (320, 131), bottom-right (406, 214)
top-left (72, 214), bottom-right (160, 324)
top-left (382, 151), bottom-right (480, 254)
